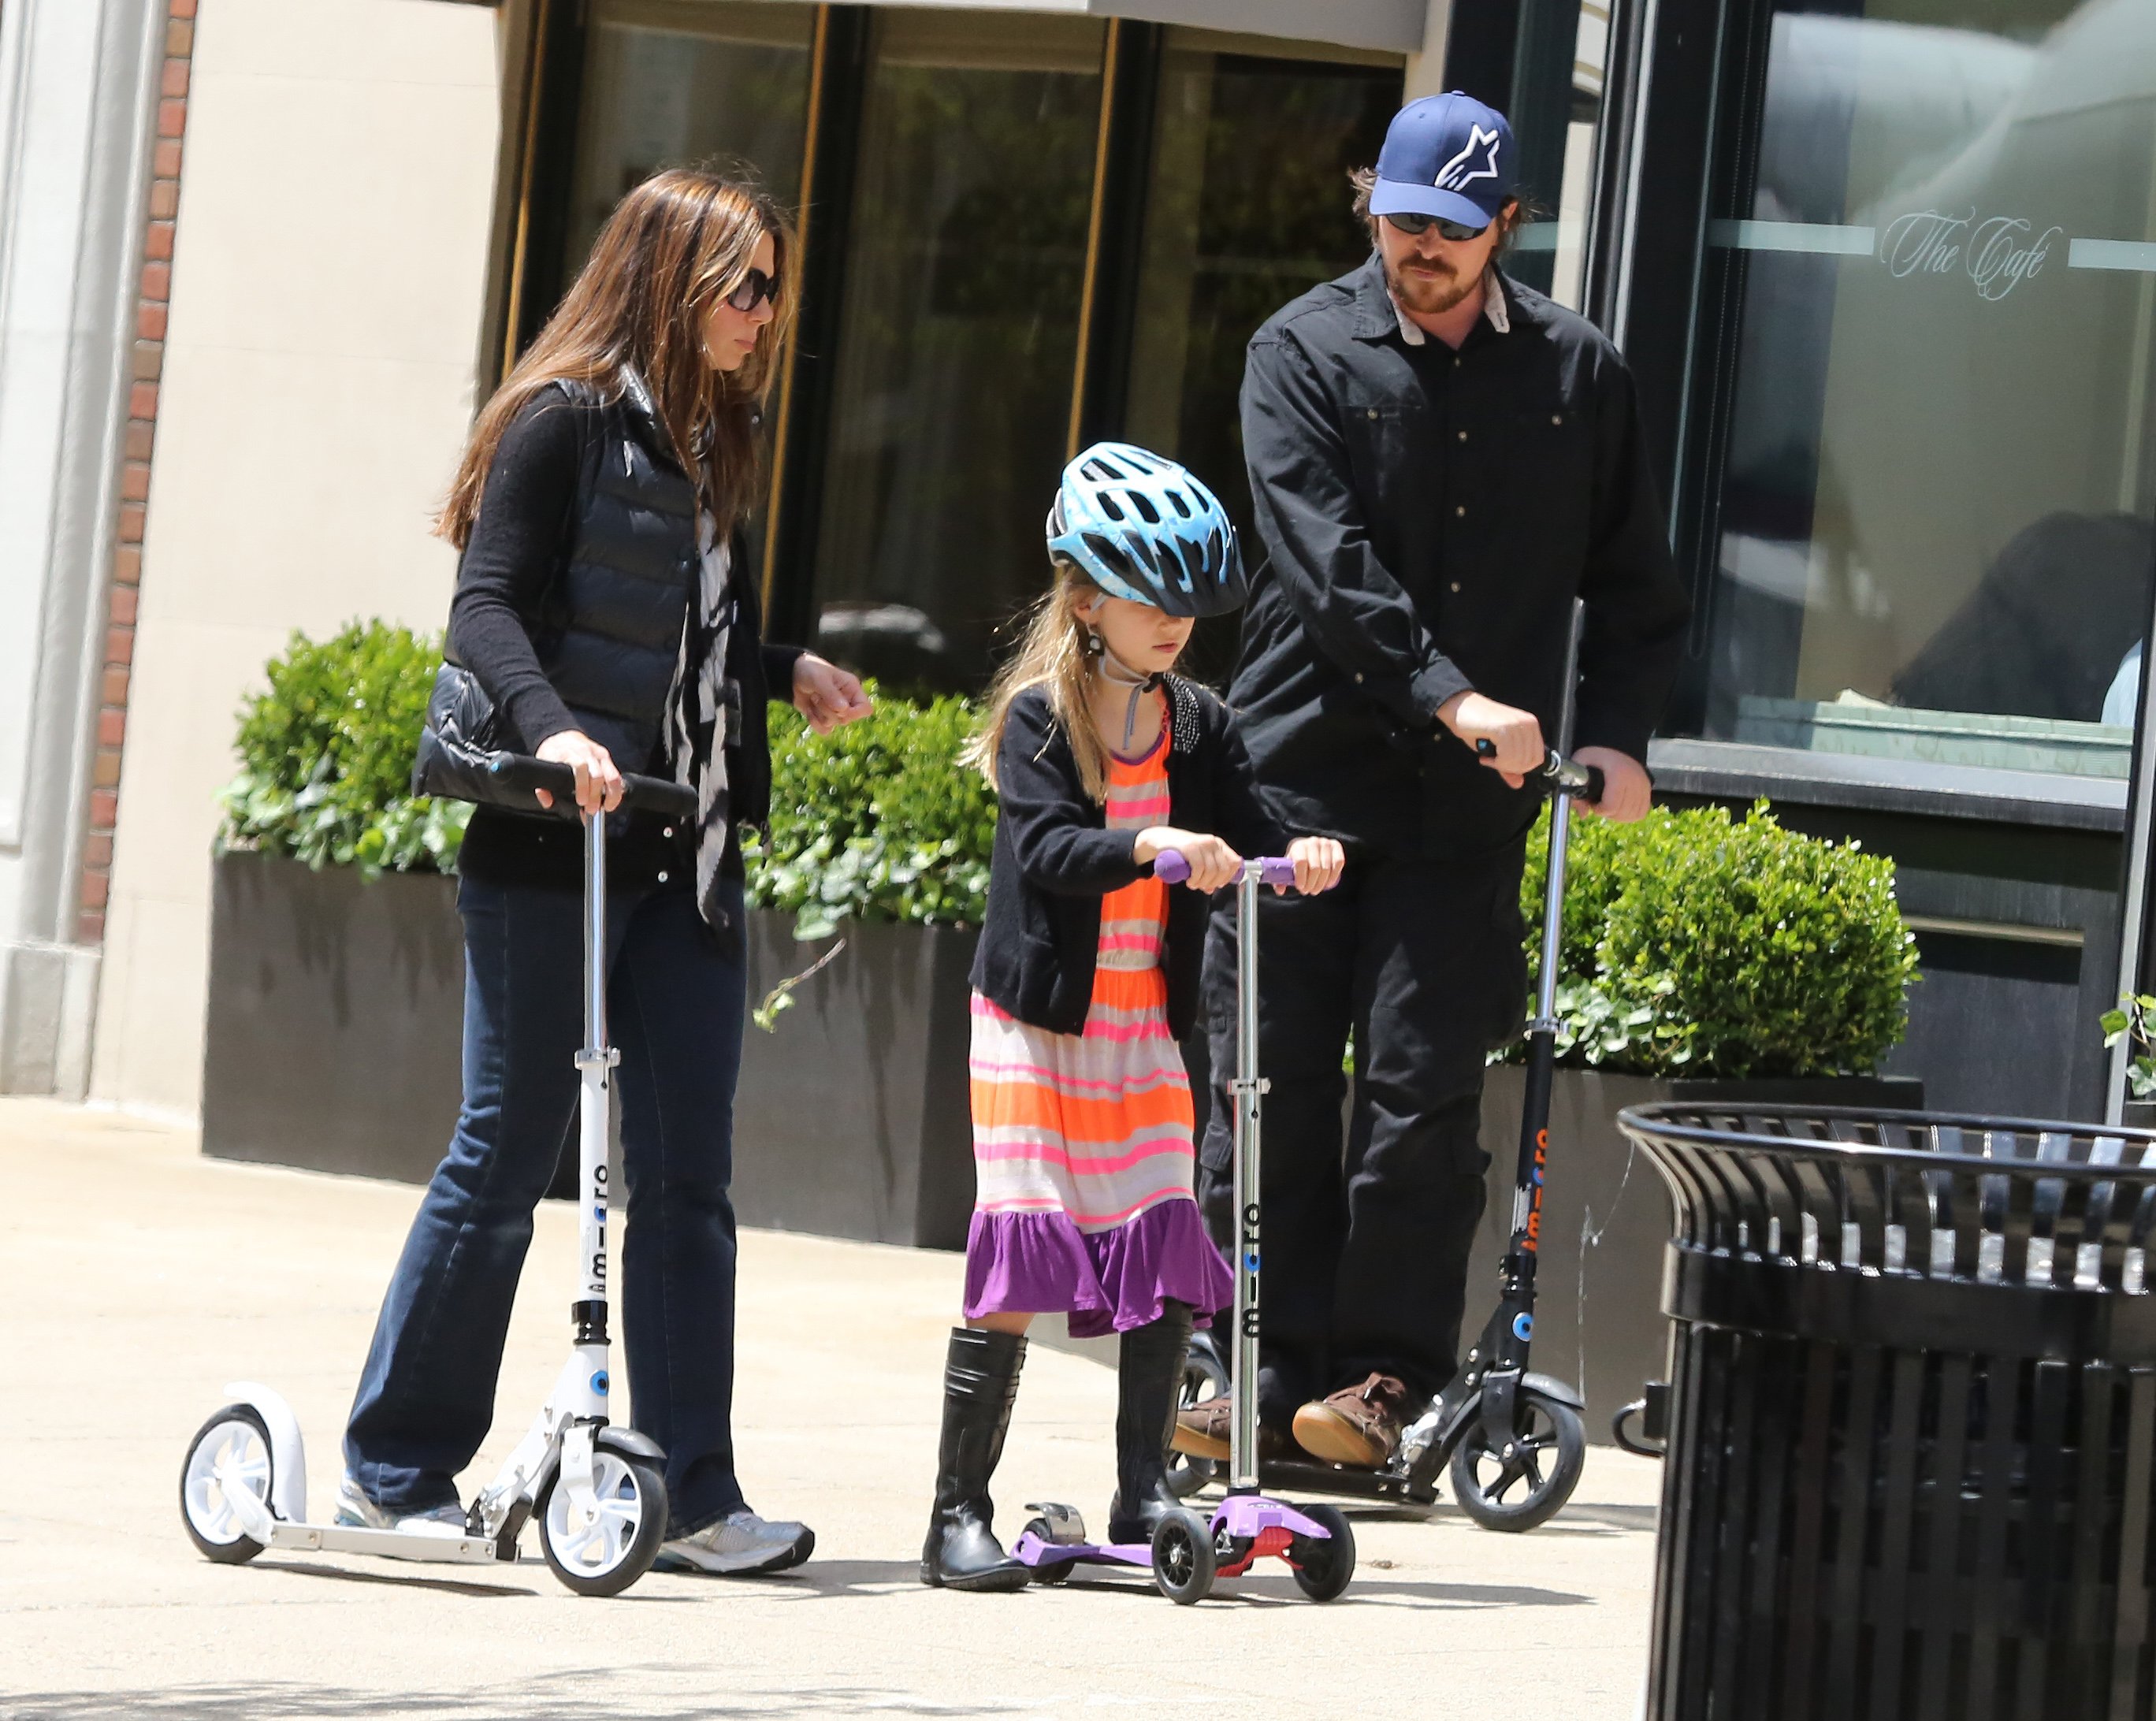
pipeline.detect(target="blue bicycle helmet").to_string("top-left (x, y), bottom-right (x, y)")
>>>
top-left (1046, 442), bottom-right (1247, 618)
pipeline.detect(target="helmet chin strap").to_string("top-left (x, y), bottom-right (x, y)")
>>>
top-left (1086, 631), bottom-right (1164, 751)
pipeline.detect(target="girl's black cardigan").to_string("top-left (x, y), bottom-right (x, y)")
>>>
top-left (970, 678), bottom-right (1287, 1039)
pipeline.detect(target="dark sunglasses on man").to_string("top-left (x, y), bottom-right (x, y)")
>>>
top-left (726, 266), bottom-right (780, 312)
top-left (1384, 211), bottom-right (1489, 243)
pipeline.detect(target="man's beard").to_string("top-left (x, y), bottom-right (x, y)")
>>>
top-left (1385, 251), bottom-right (1480, 317)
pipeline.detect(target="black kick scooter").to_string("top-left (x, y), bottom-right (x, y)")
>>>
top-left (1178, 619), bottom-right (1601, 1531)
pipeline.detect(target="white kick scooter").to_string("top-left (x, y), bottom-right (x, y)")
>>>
top-left (177, 756), bottom-right (696, 1596)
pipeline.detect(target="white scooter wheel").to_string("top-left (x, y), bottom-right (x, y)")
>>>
top-left (536, 1451), bottom-right (667, 1597)
top-left (180, 1404), bottom-right (273, 1563)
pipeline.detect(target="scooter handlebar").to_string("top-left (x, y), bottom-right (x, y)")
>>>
top-left (1153, 852), bottom-right (1298, 889)
top-left (1474, 740), bottom-right (1604, 805)
top-left (487, 753), bottom-right (700, 820)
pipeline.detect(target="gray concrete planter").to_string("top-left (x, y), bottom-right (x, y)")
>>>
top-left (734, 915), bottom-right (977, 1251)
top-left (201, 851), bottom-right (976, 1249)
top-left (1469, 1065), bottom-right (1924, 1442)
top-left (202, 849), bottom-right (464, 1184)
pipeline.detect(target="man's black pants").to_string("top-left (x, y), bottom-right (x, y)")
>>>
top-left (1199, 846), bottom-right (1528, 1425)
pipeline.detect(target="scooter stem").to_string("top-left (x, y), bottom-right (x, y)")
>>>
top-left (1229, 860), bottom-right (1266, 1492)
top-left (573, 809), bottom-right (618, 1346)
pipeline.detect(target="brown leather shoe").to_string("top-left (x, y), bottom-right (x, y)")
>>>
top-left (1292, 1374), bottom-right (1416, 1467)
top-left (1171, 1396), bottom-right (1294, 1463)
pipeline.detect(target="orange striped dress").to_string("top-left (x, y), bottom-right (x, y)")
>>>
top-left (962, 712), bottom-right (1234, 1336)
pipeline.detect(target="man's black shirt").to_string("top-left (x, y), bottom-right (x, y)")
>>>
top-left (1231, 254), bottom-right (1689, 861)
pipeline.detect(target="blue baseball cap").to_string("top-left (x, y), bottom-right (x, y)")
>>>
top-left (1368, 92), bottom-right (1516, 231)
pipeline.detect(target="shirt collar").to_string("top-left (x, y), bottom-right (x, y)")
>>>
top-left (1388, 266), bottom-right (1510, 345)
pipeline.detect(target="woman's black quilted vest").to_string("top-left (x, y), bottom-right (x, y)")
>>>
top-left (535, 370), bottom-right (699, 777)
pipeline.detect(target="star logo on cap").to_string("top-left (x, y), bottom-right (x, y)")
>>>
top-left (1433, 125), bottom-right (1502, 194)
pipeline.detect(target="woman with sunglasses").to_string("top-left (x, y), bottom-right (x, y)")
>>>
top-left (340, 168), bottom-right (869, 1576)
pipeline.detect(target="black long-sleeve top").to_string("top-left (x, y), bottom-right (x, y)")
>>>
top-left (1231, 256), bottom-right (1690, 861)
top-left (446, 391), bottom-right (802, 893)
top-left (969, 679), bottom-right (1284, 1039)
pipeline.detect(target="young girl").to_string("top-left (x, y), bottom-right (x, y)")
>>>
top-left (920, 444), bottom-right (1344, 1591)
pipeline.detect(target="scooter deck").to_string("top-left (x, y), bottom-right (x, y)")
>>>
top-left (1253, 1458), bottom-right (1440, 1507)
top-left (258, 1520), bottom-right (507, 1564)
top-left (1011, 1534), bottom-right (1150, 1573)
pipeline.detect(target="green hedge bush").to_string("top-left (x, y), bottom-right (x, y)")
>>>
top-left (1513, 800), bottom-right (1917, 1079)
top-left (217, 626), bottom-right (994, 931)
top-left (745, 690), bottom-right (995, 939)
top-left (218, 621), bottom-right (469, 875)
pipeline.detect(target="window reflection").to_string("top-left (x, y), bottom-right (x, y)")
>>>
top-left (563, 2), bottom-right (814, 273)
top-left (1123, 32), bottom-right (1400, 681)
top-left (1689, 0), bottom-right (2156, 781)
top-left (809, 14), bottom-right (1106, 696)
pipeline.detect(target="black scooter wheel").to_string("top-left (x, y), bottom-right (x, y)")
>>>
top-left (1169, 1342), bottom-right (1228, 1499)
top-left (1288, 1502), bottom-right (1356, 1601)
top-left (1150, 1509), bottom-right (1216, 1605)
top-left (1020, 1518), bottom-right (1072, 1585)
top-left (1448, 1391), bottom-right (1586, 1533)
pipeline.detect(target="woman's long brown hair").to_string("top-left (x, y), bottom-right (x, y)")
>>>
top-left (438, 167), bottom-right (801, 548)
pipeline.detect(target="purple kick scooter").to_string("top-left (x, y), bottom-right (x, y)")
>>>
top-left (1008, 853), bottom-right (1356, 1604)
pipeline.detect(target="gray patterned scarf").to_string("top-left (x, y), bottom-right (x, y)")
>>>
top-left (666, 509), bottom-right (734, 929)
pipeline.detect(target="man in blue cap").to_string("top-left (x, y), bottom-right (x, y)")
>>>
top-left (1176, 93), bottom-right (1689, 1469)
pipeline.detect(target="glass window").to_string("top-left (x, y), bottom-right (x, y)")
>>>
top-left (1682, 0), bottom-right (2156, 783)
top-left (562, 1), bottom-right (815, 279)
top-left (1510, 0), bottom-right (1618, 308)
top-left (808, 14), bottom-right (1107, 695)
top-left (1121, 32), bottom-right (1400, 678)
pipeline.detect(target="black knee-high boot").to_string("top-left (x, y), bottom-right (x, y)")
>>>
top-left (920, 1326), bottom-right (1030, 1591)
top-left (1107, 1299), bottom-right (1195, 1544)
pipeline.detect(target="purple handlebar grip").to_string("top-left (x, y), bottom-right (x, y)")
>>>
top-left (1152, 852), bottom-right (1299, 887)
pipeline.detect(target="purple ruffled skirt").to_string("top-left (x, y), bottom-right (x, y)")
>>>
top-left (964, 1200), bottom-right (1232, 1338)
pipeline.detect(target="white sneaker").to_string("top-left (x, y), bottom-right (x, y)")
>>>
top-left (335, 1472), bottom-right (470, 1539)
top-left (656, 1509), bottom-right (815, 1574)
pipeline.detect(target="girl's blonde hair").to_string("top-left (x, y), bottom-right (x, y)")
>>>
top-left (966, 567), bottom-right (1143, 805)
top-left (438, 166), bottom-right (801, 548)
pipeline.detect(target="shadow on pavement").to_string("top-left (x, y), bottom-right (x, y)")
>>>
top-left (0, 1680), bottom-right (1037, 1720)
top-left (1051, 1570), bottom-right (1593, 1608)
top-left (251, 1559), bottom-right (539, 1599)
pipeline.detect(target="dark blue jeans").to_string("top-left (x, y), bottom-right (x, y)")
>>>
top-left (344, 872), bottom-right (749, 1537)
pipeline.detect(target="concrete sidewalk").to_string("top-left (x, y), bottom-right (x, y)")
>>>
top-left (1, 1098), bottom-right (1660, 1719)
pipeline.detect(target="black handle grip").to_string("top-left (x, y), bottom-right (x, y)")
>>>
top-left (488, 754), bottom-right (699, 819)
top-left (1475, 739), bottom-right (1603, 803)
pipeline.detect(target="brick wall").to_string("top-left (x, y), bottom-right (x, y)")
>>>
top-left (80, 0), bottom-right (196, 944)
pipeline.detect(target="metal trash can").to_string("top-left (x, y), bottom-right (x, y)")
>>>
top-left (1615, 1104), bottom-right (2156, 1721)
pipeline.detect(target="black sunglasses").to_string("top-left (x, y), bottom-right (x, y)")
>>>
top-left (1384, 211), bottom-right (1489, 243)
top-left (725, 267), bottom-right (780, 313)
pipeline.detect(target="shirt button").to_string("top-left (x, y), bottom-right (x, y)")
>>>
top-left (1452, 358), bottom-right (1462, 370)
top-left (1457, 430), bottom-right (1468, 443)
top-left (656, 870), bottom-right (669, 883)
top-left (1455, 504), bottom-right (1466, 518)
top-left (1354, 672), bottom-right (1365, 684)
top-left (1366, 407), bottom-right (1380, 419)
top-left (1552, 414), bottom-right (1563, 426)
top-left (1450, 582), bottom-right (1462, 593)
top-left (663, 826), bottom-right (675, 838)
